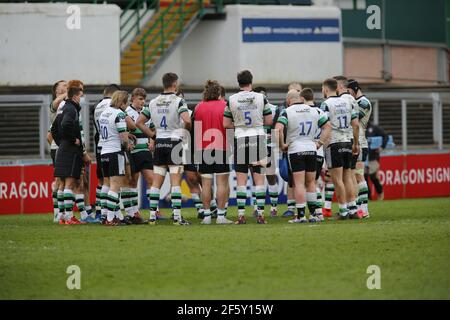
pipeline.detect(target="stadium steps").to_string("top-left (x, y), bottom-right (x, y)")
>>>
top-left (120, 0), bottom-right (203, 85)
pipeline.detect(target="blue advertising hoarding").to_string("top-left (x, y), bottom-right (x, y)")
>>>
top-left (242, 18), bottom-right (340, 42)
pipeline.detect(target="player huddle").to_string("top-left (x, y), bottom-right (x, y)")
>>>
top-left (48, 70), bottom-right (372, 226)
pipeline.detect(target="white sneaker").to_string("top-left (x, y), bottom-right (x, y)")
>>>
top-left (216, 216), bottom-right (233, 224)
top-left (201, 216), bottom-right (212, 225)
top-left (288, 216), bottom-right (307, 223)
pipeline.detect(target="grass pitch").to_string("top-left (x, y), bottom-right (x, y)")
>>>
top-left (0, 198), bottom-right (449, 300)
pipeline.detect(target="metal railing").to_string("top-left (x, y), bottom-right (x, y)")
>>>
top-left (120, 0), bottom-right (158, 47)
top-left (140, 0), bottom-right (205, 78)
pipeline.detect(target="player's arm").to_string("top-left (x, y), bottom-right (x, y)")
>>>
top-left (52, 93), bottom-right (66, 111)
top-left (46, 130), bottom-right (53, 145)
top-left (263, 98), bottom-right (273, 126)
top-left (223, 99), bottom-right (234, 129)
top-left (116, 112), bottom-right (130, 151)
top-left (351, 110), bottom-right (359, 155)
top-left (125, 116), bottom-right (137, 131)
top-left (275, 110), bottom-right (288, 152)
top-left (136, 107), bottom-right (155, 139)
top-left (180, 111), bottom-right (191, 131)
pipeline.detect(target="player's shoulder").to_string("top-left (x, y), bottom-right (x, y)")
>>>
top-left (357, 95), bottom-right (371, 107)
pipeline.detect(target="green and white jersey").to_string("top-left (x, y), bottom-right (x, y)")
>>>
top-left (126, 105), bottom-right (154, 154)
top-left (321, 96), bottom-right (358, 144)
top-left (265, 102), bottom-right (278, 147)
top-left (94, 98), bottom-right (111, 148)
top-left (142, 93), bottom-right (188, 140)
top-left (339, 93), bottom-right (359, 141)
top-left (99, 106), bottom-right (127, 155)
top-left (277, 104), bottom-right (329, 154)
top-left (356, 95), bottom-right (372, 148)
top-left (224, 91), bottom-right (272, 139)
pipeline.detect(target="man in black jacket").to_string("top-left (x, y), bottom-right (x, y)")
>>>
top-left (365, 120), bottom-right (388, 201)
top-left (52, 85), bottom-right (90, 224)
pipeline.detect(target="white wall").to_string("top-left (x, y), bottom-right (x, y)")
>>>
top-left (0, 3), bottom-right (120, 86)
top-left (145, 4), bottom-right (343, 87)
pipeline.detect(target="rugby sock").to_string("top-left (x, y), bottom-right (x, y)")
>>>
top-left (130, 188), bottom-right (139, 214)
top-left (324, 183), bottom-right (335, 209)
top-left (358, 181), bottom-right (369, 213)
top-left (95, 185), bottom-right (102, 212)
top-left (296, 203), bottom-right (306, 218)
top-left (85, 205), bottom-right (93, 217)
top-left (287, 199), bottom-right (296, 212)
top-left (121, 188), bottom-right (134, 217)
top-left (315, 187), bottom-right (323, 214)
top-left (339, 203), bottom-right (349, 217)
top-left (210, 199), bottom-right (217, 215)
top-left (255, 185), bottom-right (266, 216)
top-left (348, 201), bottom-right (358, 215)
top-left (191, 192), bottom-right (203, 212)
top-left (57, 190), bottom-right (65, 219)
top-left (236, 186), bottom-right (247, 217)
top-left (148, 187), bottom-right (160, 220)
top-left (106, 191), bottom-right (119, 222)
top-left (63, 189), bottom-right (75, 219)
top-left (100, 185), bottom-right (109, 218)
top-left (268, 183), bottom-right (278, 208)
top-left (218, 208), bottom-right (226, 217)
top-left (252, 190), bottom-right (258, 211)
top-left (306, 192), bottom-right (317, 216)
top-left (203, 209), bottom-right (211, 217)
top-left (52, 190), bottom-right (58, 218)
top-left (171, 186), bottom-right (182, 221)
top-left (75, 194), bottom-right (88, 219)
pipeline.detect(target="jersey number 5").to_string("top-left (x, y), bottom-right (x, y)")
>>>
top-left (244, 111), bottom-right (252, 126)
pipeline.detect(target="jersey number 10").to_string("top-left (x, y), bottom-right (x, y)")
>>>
top-left (100, 125), bottom-right (108, 140)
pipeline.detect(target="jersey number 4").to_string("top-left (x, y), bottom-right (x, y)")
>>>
top-left (160, 116), bottom-right (167, 129)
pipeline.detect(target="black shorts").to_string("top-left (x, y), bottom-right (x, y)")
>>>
top-left (325, 142), bottom-right (352, 169)
top-left (95, 148), bottom-right (103, 179)
top-left (234, 135), bottom-right (267, 173)
top-left (101, 151), bottom-right (126, 177)
top-left (288, 151), bottom-right (317, 173)
top-left (130, 151), bottom-right (153, 174)
top-left (184, 164), bottom-right (198, 172)
top-left (316, 156), bottom-right (324, 180)
top-left (198, 149), bottom-right (230, 175)
top-left (54, 145), bottom-right (83, 179)
top-left (153, 138), bottom-right (183, 166)
top-left (357, 147), bottom-right (369, 162)
top-left (50, 149), bottom-right (57, 166)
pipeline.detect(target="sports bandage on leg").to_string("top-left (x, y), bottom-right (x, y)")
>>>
top-left (153, 165), bottom-right (167, 176)
top-left (200, 173), bottom-right (213, 179)
top-left (169, 165), bottom-right (184, 174)
top-left (355, 167), bottom-right (364, 176)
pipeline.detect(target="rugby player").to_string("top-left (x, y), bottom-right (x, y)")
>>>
top-left (253, 87), bottom-right (279, 217)
top-left (49, 80), bottom-right (67, 222)
top-left (224, 70), bottom-right (273, 224)
top-left (334, 75), bottom-right (360, 217)
top-left (282, 82), bottom-right (302, 217)
top-left (276, 90), bottom-right (331, 223)
top-left (52, 83), bottom-right (90, 224)
top-left (98, 91), bottom-right (131, 226)
top-left (300, 88), bottom-right (326, 220)
top-left (320, 78), bottom-right (359, 219)
top-left (347, 79), bottom-right (372, 218)
top-left (136, 72), bottom-right (192, 226)
top-left (124, 88), bottom-right (153, 224)
top-left (93, 84), bottom-right (120, 222)
top-left (195, 80), bottom-right (233, 225)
